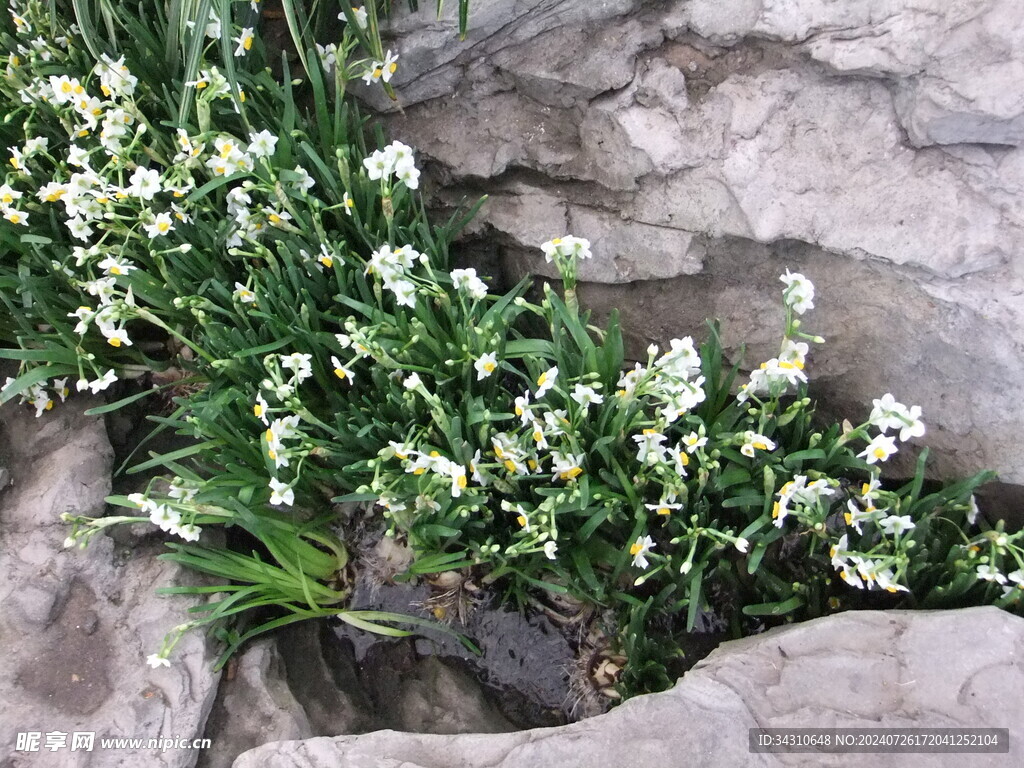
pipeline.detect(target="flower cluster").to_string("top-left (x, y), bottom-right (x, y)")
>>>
top-left (128, 488), bottom-right (202, 542)
top-left (363, 140), bottom-right (419, 190)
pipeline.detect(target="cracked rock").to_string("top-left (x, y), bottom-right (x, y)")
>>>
top-left (231, 607), bottom-right (1024, 768)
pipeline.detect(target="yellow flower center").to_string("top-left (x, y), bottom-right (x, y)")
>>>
top-left (108, 337), bottom-right (121, 347)
top-left (630, 542), bottom-right (642, 556)
top-left (503, 459), bottom-right (516, 473)
top-left (657, 507), bottom-right (671, 516)
top-left (333, 368), bottom-right (347, 379)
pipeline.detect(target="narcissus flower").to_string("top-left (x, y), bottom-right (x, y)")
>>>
top-left (247, 129), bottom-right (277, 158)
top-left (474, 352), bottom-right (498, 381)
top-left (551, 451), bottom-right (584, 482)
top-left (681, 431), bottom-right (707, 453)
top-left (858, 434), bottom-right (898, 464)
top-left (451, 268), bottom-right (488, 300)
top-left (879, 514), bottom-right (915, 536)
top-left (269, 478), bottom-right (294, 506)
top-left (630, 535), bottom-right (656, 569)
top-left (233, 27), bottom-right (255, 57)
top-left (633, 429), bottom-right (668, 465)
top-left (146, 654), bottom-right (171, 669)
top-left (127, 167), bottom-right (161, 200)
top-left (233, 282), bottom-right (256, 303)
top-left (535, 366), bottom-right (558, 398)
top-left (740, 432), bottom-right (776, 458)
top-left (780, 269), bottom-right (814, 314)
top-left (570, 383), bottom-right (603, 408)
top-left (541, 236), bottom-right (592, 263)
top-left (143, 212), bottom-right (174, 238)
top-left (330, 355), bottom-right (355, 384)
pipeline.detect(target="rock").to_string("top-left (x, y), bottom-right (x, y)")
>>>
top-left (362, 0), bottom-right (1024, 488)
top-left (197, 639), bottom-right (313, 768)
top-left (684, 0), bottom-right (1024, 148)
top-left (0, 396), bottom-right (220, 767)
top-left (231, 607), bottom-right (1024, 768)
top-left (386, 652), bottom-right (516, 734)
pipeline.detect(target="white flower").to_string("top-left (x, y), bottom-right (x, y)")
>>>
top-left (363, 149), bottom-right (393, 179)
top-left (67, 216), bottom-right (94, 241)
top-left (535, 366), bottom-right (558, 398)
top-left (316, 42), bottom-right (338, 74)
top-left (780, 269), bottom-right (814, 314)
top-left (146, 654), bottom-right (171, 669)
top-left (898, 405), bottom-right (925, 442)
top-left (879, 514), bottom-right (915, 536)
top-left (681, 431), bottom-right (707, 453)
top-left (280, 352), bottom-right (313, 382)
top-left (645, 498), bottom-right (683, 516)
top-left (127, 167), bottom-right (161, 200)
top-left (292, 165), bottom-right (315, 192)
top-left (474, 352), bottom-right (498, 381)
top-left (233, 282), bottom-right (256, 303)
top-left (380, 49), bottom-right (399, 83)
top-left (735, 537), bottom-right (749, 554)
top-left (175, 523), bottom-right (202, 542)
top-left (630, 535), bottom-right (656, 569)
top-left (540, 235), bottom-right (592, 263)
top-left (2, 207), bottom-right (27, 226)
top-left (967, 495), bottom-right (980, 526)
top-left (570, 383), bottom-right (604, 408)
top-left (396, 162), bottom-right (420, 190)
top-left (858, 434), bottom-right (898, 465)
top-left (269, 478), bottom-right (294, 506)
top-left (247, 130), bottom-right (278, 158)
top-left (543, 540), bottom-right (558, 560)
top-left (451, 268), bottom-right (488, 300)
top-left (341, 6), bottom-right (369, 29)
top-left (88, 369), bottom-right (117, 394)
top-left (551, 451), bottom-right (584, 482)
top-left (150, 504), bottom-right (181, 531)
top-left (976, 564), bottom-right (1007, 585)
top-left (233, 27), bottom-right (255, 57)
top-left (330, 355), bottom-right (355, 384)
top-left (390, 279), bottom-right (417, 308)
top-left (403, 372), bottom-right (422, 390)
top-left (633, 429), bottom-right (668, 465)
top-left (253, 392), bottom-right (270, 425)
top-left (1001, 570), bottom-right (1024, 599)
top-left (740, 432), bottom-right (776, 458)
top-left (143, 211), bottom-right (174, 238)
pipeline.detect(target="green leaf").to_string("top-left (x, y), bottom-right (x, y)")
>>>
top-left (742, 596), bottom-right (805, 616)
top-left (127, 440), bottom-right (224, 474)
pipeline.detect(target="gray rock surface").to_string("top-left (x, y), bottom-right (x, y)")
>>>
top-left (0, 396), bottom-right (220, 767)
top-left (196, 639), bottom-right (313, 768)
top-left (357, 0), bottom-right (1024, 486)
top-left (232, 607), bottom-right (1024, 768)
